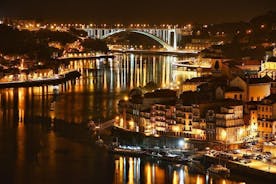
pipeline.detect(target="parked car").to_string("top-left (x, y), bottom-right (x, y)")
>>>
top-left (232, 149), bottom-right (241, 154)
top-left (243, 154), bottom-right (254, 159)
top-left (255, 155), bottom-right (263, 160)
top-left (240, 159), bottom-right (251, 164)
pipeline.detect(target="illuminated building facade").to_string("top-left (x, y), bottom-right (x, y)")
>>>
top-left (230, 76), bottom-right (271, 102)
top-left (259, 56), bottom-right (276, 80)
top-left (215, 105), bottom-right (246, 143)
top-left (257, 94), bottom-right (276, 140)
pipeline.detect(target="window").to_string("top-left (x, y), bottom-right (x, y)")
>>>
top-left (234, 94), bottom-right (237, 99)
top-left (240, 94), bottom-right (242, 100)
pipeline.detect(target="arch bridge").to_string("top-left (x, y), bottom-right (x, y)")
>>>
top-left (83, 27), bottom-right (183, 51)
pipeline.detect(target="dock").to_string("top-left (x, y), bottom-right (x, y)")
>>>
top-left (203, 154), bottom-right (276, 181)
top-left (0, 70), bottom-right (81, 88)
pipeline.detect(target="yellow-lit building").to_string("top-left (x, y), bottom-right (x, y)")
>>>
top-left (258, 119), bottom-right (276, 140)
top-left (216, 105), bottom-right (246, 143)
top-left (259, 57), bottom-right (276, 80)
top-left (230, 76), bottom-right (271, 102)
top-left (249, 109), bottom-right (258, 137)
top-left (151, 104), bottom-right (169, 135)
top-left (140, 110), bottom-right (152, 135)
top-left (257, 94), bottom-right (276, 140)
top-left (181, 81), bottom-right (206, 92)
top-left (223, 87), bottom-right (244, 101)
top-left (138, 102), bottom-right (205, 139)
top-left (192, 119), bottom-right (206, 140)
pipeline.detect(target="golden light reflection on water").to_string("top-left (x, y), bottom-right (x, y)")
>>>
top-left (113, 156), bottom-right (248, 184)
top-left (145, 163), bottom-right (152, 184)
top-left (48, 131), bottom-right (57, 169)
top-left (56, 53), bottom-right (199, 93)
top-left (16, 119), bottom-right (25, 168)
top-left (196, 175), bottom-right (204, 184)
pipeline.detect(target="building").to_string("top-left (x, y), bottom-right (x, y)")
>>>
top-left (215, 105), bottom-right (246, 143)
top-left (181, 80), bottom-right (207, 92)
top-left (206, 110), bottom-right (216, 141)
top-left (118, 89), bottom-right (177, 130)
top-left (257, 94), bottom-right (276, 140)
top-left (248, 107), bottom-right (258, 137)
top-left (230, 76), bottom-right (272, 102)
top-left (236, 59), bottom-right (261, 76)
top-left (140, 109), bottom-right (152, 135)
top-left (134, 97), bottom-right (207, 139)
top-left (259, 57), bottom-right (276, 80)
top-left (216, 86), bottom-right (244, 101)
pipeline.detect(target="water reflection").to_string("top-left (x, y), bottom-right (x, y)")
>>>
top-left (1, 54), bottom-right (200, 125)
top-left (113, 156), bottom-right (246, 184)
top-left (58, 53), bottom-right (199, 92)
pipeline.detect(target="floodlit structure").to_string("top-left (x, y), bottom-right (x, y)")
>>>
top-left (216, 105), bottom-right (246, 143)
top-left (83, 27), bottom-right (184, 50)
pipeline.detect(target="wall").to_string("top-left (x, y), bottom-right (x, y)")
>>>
top-left (230, 77), bottom-right (248, 100)
top-left (248, 83), bottom-right (270, 101)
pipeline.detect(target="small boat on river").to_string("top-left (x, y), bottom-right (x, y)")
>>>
top-left (207, 164), bottom-right (230, 176)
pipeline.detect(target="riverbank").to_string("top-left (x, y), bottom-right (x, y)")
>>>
top-left (0, 70), bottom-right (81, 88)
top-left (109, 126), bottom-right (276, 182)
top-left (110, 49), bottom-right (198, 56)
top-left (203, 154), bottom-right (276, 181)
top-left (57, 54), bottom-right (115, 60)
top-left (111, 126), bottom-right (210, 150)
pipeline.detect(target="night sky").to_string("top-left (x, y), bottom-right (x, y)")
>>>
top-left (1, 0), bottom-right (276, 24)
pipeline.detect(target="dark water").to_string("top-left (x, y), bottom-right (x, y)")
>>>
top-left (0, 53), bottom-right (250, 183)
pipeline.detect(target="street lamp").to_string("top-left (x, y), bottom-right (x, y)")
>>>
top-left (178, 139), bottom-right (185, 149)
top-left (124, 96), bottom-right (129, 101)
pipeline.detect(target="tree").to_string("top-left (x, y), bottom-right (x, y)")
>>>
top-left (82, 39), bottom-right (109, 52)
top-left (214, 60), bottom-right (220, 70)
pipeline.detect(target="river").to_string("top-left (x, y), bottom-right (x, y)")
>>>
top-left (0, 53), bottom-right (254, 183)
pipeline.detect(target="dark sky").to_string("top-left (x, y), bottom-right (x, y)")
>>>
top-left (1, 0), bottom-right (276, 24)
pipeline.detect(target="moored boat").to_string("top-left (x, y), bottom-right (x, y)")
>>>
top-left (207, 164), bottom-right (230, 176)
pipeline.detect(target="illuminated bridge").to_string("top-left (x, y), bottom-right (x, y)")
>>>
top-left (82, 27), bottom-right (188, 51)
